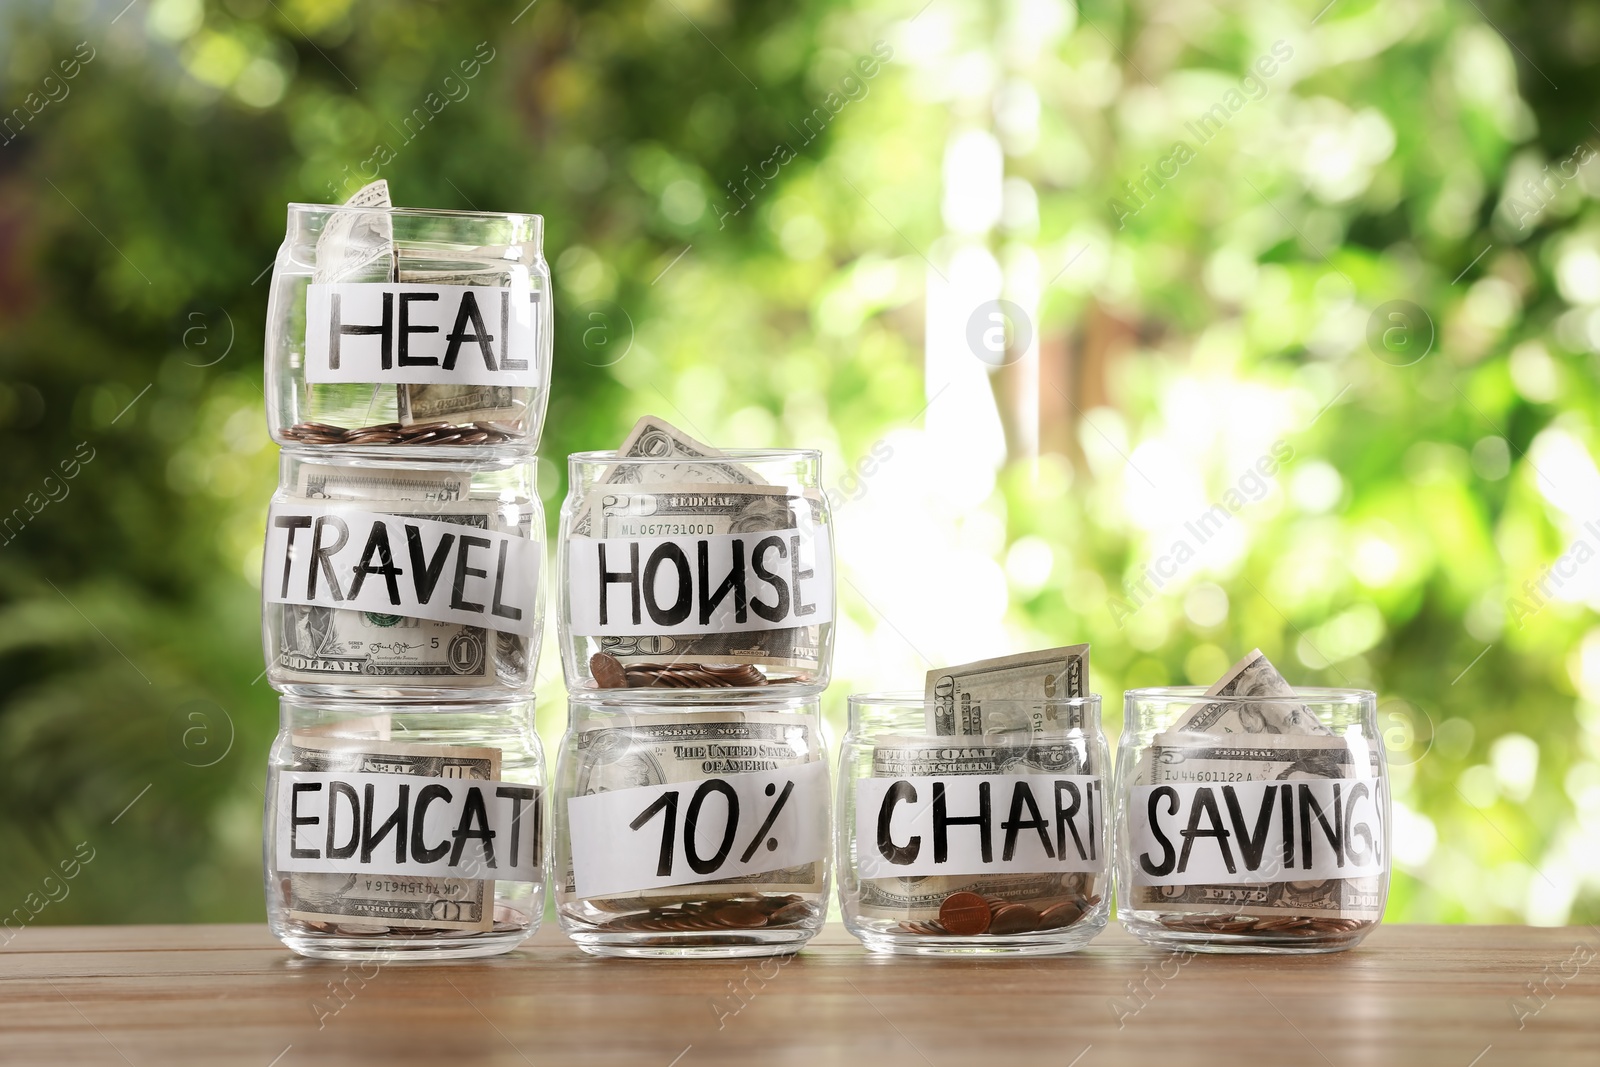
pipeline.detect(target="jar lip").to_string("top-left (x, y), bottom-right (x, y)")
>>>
top-left (849, 689), bottom-right (1102, 707)
top-left (568, 448), bottom-right (822, 464)
top-left (1123, 685), bottom-right (1376, 702)
top-left (568, 685), bottom-right (825, 709)
top-left (287, 203), bottom-right (544, 225)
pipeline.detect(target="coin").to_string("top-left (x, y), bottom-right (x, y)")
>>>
top-left (1037, 901), bottom-right (1084, 930)
top-left (768, 902), bottom-right (814, 925)
top-left (590, 652), bottom-right (627, 688)
top-left (988, 904), bottom-right (1041, 935)
top-left (713, 905), bottom-right (769, 928)
top-left (938, 891), bottom-right (992, 936)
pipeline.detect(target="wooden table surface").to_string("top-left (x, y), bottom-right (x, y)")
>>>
top-left (1, 924), bottom-right (1595, 1066)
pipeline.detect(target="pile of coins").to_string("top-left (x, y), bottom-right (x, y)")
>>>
top-left (279, 420), bottom-right (521, 446)
top-left (585, 894), bottom-right (816, 933)
top-left (589, 653), bottom-right (786, 689)
top-left (1156, 914), bottom-right (1375, 937)
top-left (899, 891), bottom-right (1101, 937)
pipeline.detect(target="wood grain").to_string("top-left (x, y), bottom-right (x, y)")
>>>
top-left (0, 924), bottom-right (1595, 1066)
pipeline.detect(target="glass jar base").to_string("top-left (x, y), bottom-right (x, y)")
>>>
top-left (277, 929), bottom-right (532, 961)
top-left (269, 681), bottom-right (534, 702)
top-left (564, 927), bottom-right (818, 959)
top-left (848, 921), bottom-right (1107, 956)
top-left (1119, 917), bottom-right (1377, 955)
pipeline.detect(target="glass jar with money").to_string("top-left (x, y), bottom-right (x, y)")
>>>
top-left (265, 184), bottom-right (553, 449)
top-left (836, 692), bottom-right (1110, 955)
top-left (552, 689), bottom-right (831, 957)
top-left (261, 448), bottom-right (544, 699)
top-left (557, 422), bottom-right (835, 692)
top-left (1115, 664), bottom-right (1389, 953)
top-left (263, 696), bottom-right (545, 960)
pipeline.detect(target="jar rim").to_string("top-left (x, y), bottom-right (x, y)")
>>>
top-left (568, 447), bottom-right (822, 465)
top-left (1123, 685), bottom-right (1376, 702)
top-left (849, 689), bottom-right (1102, 707)
top-left (287, 203), bottom-right (544, 225)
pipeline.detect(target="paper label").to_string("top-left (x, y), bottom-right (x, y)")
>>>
top-left (263, 502), bottom-right (541, 637)
top-left (304, 283), bottom-right (543, 385)
top-left (566, 762), bottom-right (829, 898)
top-left (275, 771), bottom-right (541, 882)
top-left (1129, 778), bottom-right (1387, 886)
top-left (566, 528), bottom-right (834, 637)
top-left (855, 774), bottom-right (1103, 879)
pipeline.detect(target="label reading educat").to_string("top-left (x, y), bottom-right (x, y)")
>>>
top-left (1129, 778), bottom-right (1387, 887)
top-left (263, 502), bottom-right (541, 637)
top-left (855, 774), bottom-right (1104, 880)
top-left (566, 762), bottom-right (828, 899)
top-left (304, 283), bottom-right (543, 385)
top-left (566, 528), bottom-right (834, 637)
top-left (275, 771), bottom-right (541, 881)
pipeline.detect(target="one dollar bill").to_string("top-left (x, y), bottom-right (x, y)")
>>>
top-left (925, 644), bottom-right (1090, 737)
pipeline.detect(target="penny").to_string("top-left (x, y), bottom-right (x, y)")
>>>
top-left (938, 891), bottom-right (992, 936)
top-left (713, 905), bottom-right (769, 929)
top-left (1038, 901), bottom-right (1084, 929)
top-left (590, 652), bottom-right (628, 688)
top-left (767, 902), bottom-right (814, 925)
top-left (988, 904), bottom-right (1042, 935)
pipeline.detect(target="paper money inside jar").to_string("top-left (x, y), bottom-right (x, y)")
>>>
top-left (1114, 650), bottom-right (1389, 954)
top-left (264, 181), bottom-right (553, 450)
top-left (263, 696), bottom-right (546, 961)
top-left (260, 449), bottom-right (543, 699)
top-left (551, 689), bottom-right (831, 958)
top-left (556, 416), bottom-right (836, 691)
top-left (836, 646), bottom-right (1112, 956)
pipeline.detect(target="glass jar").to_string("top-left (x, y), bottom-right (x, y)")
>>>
top-left (556, 448), bottom-right (834, 692)
top-left (265, 204), bottom-right (552, 450)
top-left (261, 448), bottom-right (544, 700)
top-left (552, 689), bottom-right (831, 957)
top-left (263, 697), bottom-right (545, 960)
top-left (1115, 687), bottom-right (1389, 954)
top-left (836, 692), bottom-right (1110, 955)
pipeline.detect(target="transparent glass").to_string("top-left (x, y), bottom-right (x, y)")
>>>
top-left (1115, 687), bottom-right (1389, 954)
top-left (557, 449), bottom-right (834, 691)
top-left (552, 689), bottom-right (830, 958)
top-left (265, 204), bottom-right (552, 450)
top-left (837, 692), bottom-right (1110, 956)
top-left (261, 448), bottom-right (544, 700)
top-left (263, 698), bottom-right (545, 960)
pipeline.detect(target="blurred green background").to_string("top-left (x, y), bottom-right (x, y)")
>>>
top-left (1, 0), bottom-right (1597, 929)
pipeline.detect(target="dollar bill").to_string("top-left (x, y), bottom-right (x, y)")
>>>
top-left (859, 738), bottom-right (1098, 922)
top-left (571, 415), bottom-right (764, 537)
top-left (314, 180), bottom-right (396, 285)
top-left (394, 257), bottom-right (540, 429)
top-left (561, 709), bottom-right (825, 906)
top-left (584, 483), bottom-right (826, 673)
top-left (925, 644), bottom-right (1090, 737)
top-left (285, 736), bottom-right (499, 931)
top-left (1132, 734), bottom-right (1382, 920)
top-left (267, 465), bottom-right (532, 688)
top-left (1170, 648), bottom-right (1330, 736)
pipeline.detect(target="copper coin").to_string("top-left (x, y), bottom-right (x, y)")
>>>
top-left (713, 905), bottom-right (769, 929)
top-left (1038, 901), bottom-right (1083, 929)
top-left (590, 653), bottom-right (627, 688)
top-left (988, 904), bottom-right (1042, 935)
top-left (938, 891), bottom-right (992, 935)
top-left (767, 902), bottom-right (814, 925)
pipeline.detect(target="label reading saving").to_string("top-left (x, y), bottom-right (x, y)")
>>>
top-left (1129, 778), bottom-right (1386, 886)
top-left (304, 283), bottom-right (543, 386)
top-left (566, 763), bottom-right (828, 898)
top-left (276, 771), bottom-right (541, 881)
top-left (855, 774), bottom-right (1103, 879)
top-left (263, 503), bottom-right (540, 637)
top-left (566, 528), bottom-right (834, 637)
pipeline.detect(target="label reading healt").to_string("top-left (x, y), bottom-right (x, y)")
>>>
top-left (276, 771), bottom-right (541, 882)
top-left (566, 528), bottom-right (834, 637)
top-left (855, 774), bottom-right (1103, 880)
top-left (304, 283), bottom-right (543, 385)
top-left (566, 762), bottom-right (828, 899)
top-left (263, 502), bottom-right (540, 637)
top-left (1129, 778), bottom-right (1386, 886)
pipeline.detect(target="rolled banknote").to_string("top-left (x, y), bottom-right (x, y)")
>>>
top-left (925, 644), bottom-right (1090, 736)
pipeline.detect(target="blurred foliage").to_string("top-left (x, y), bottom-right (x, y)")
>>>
top-left (0, 0), bottom-right (1596, 927)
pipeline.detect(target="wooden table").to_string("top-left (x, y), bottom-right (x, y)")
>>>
top-left (1, 924), bottom-right (1595, 1065)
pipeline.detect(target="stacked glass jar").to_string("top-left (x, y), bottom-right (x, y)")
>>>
top-left (258, 192), bottom-right (553, 960)
top-left (549, 446), bottom-right (836, 956)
